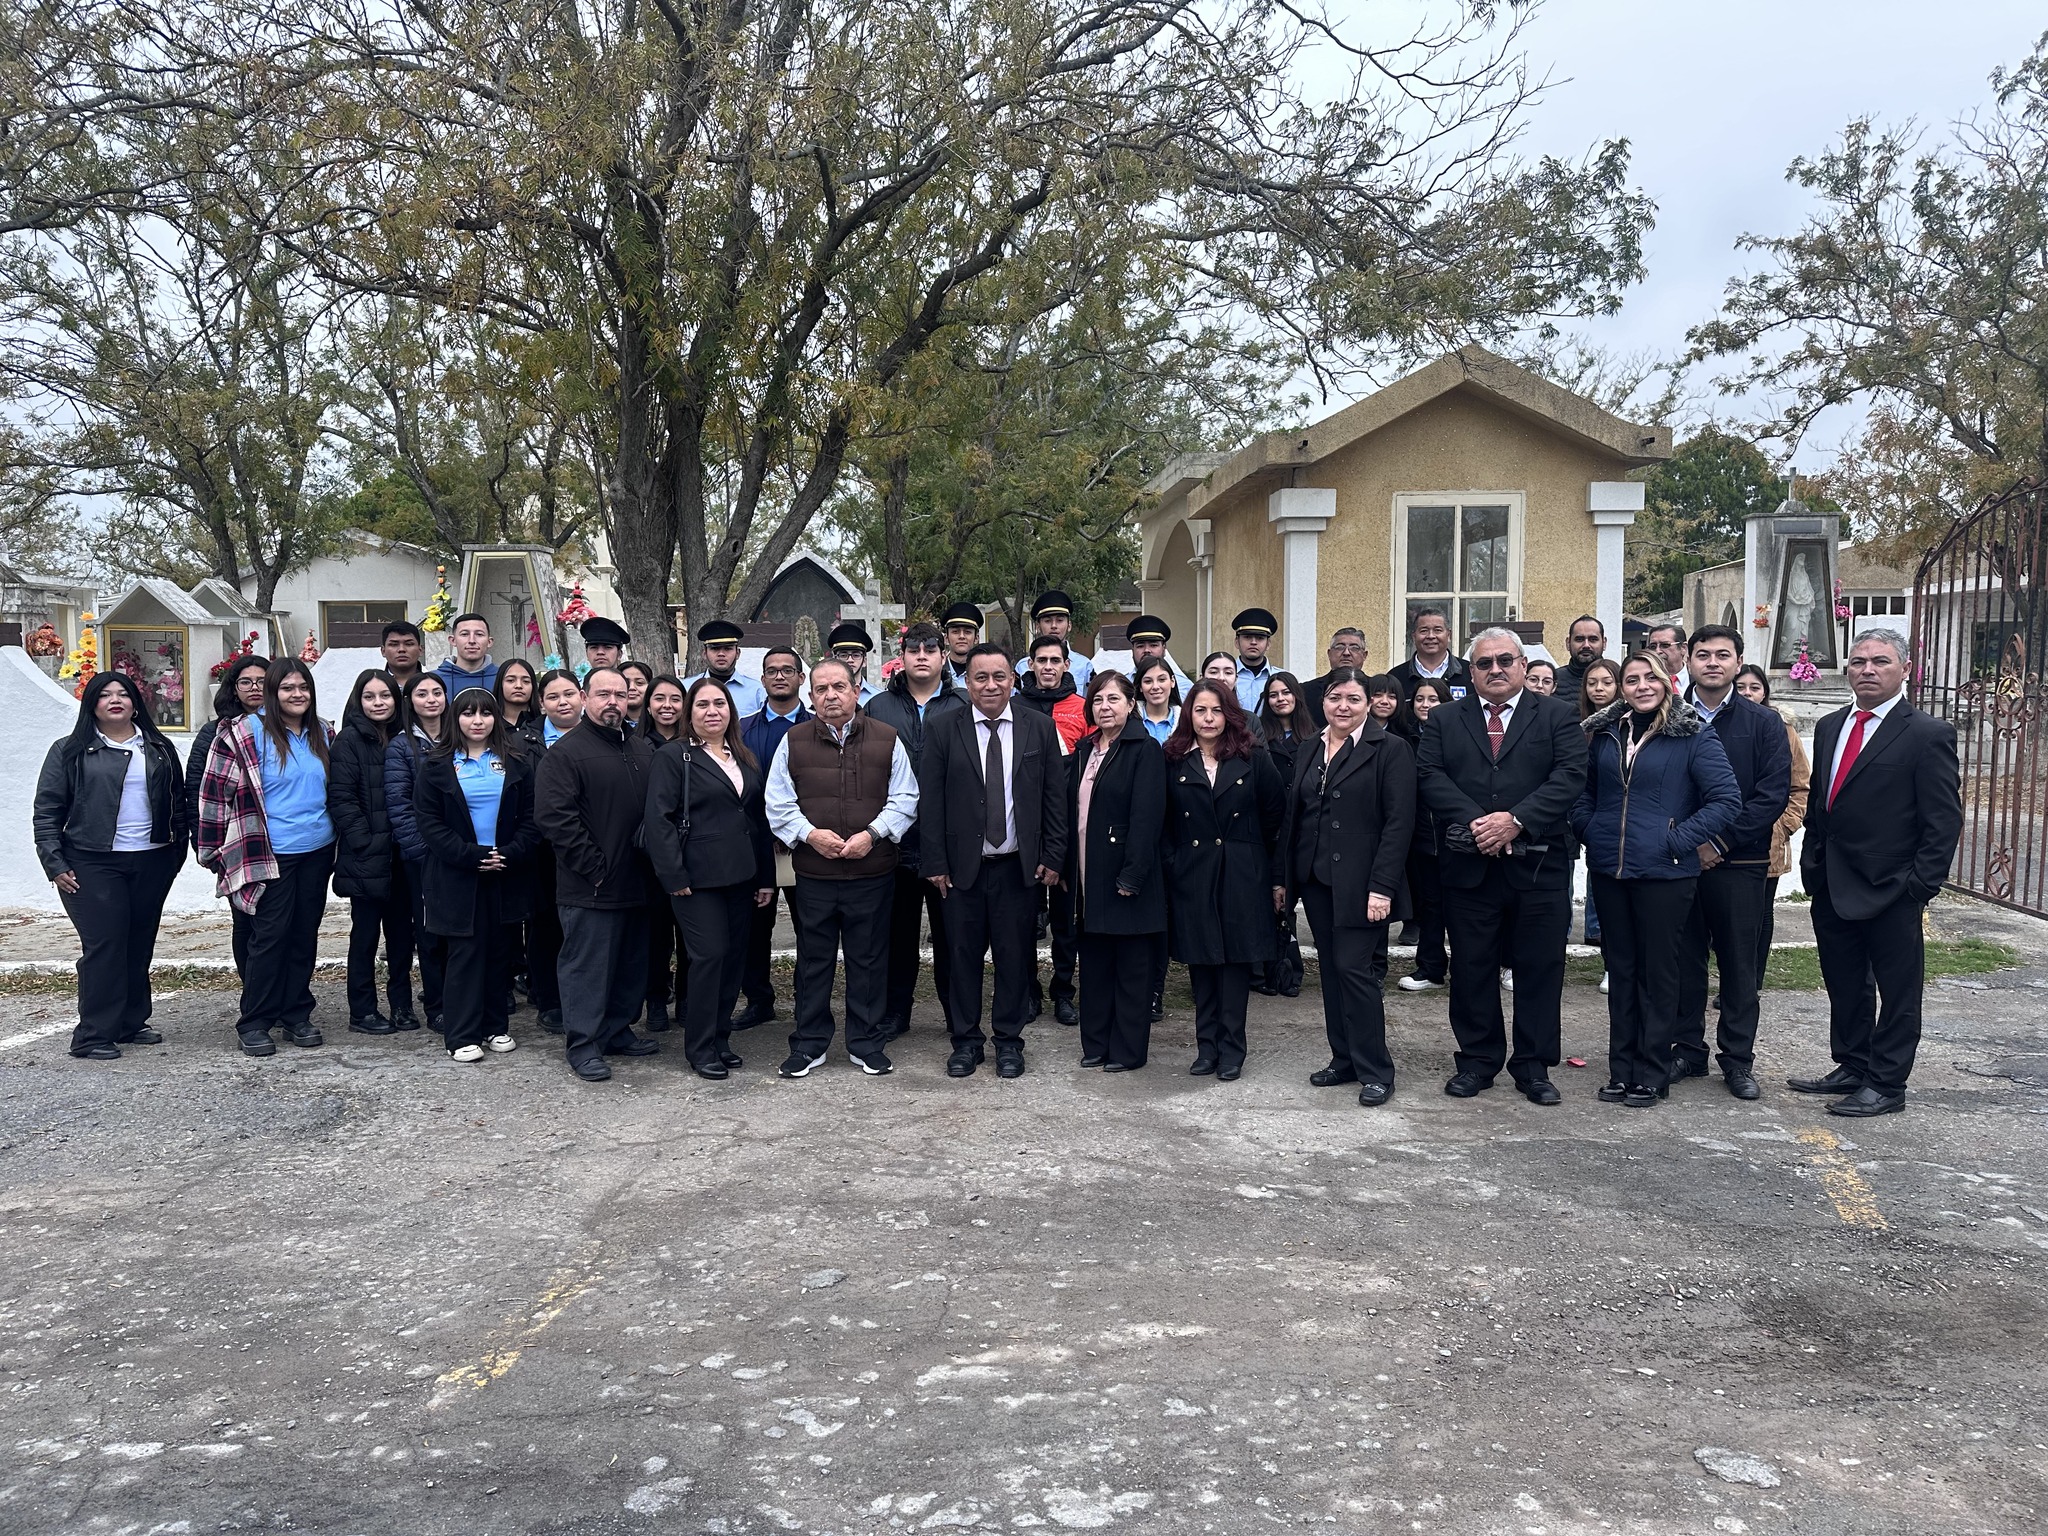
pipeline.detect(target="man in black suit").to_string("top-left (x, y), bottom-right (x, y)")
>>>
top-left (1672, 624), bottom-right (1791, 1099)
top-left (1301, 626), bottom-right (1370, 729)
top-left (921, 643), bottom-right (1069, 1079)
top-left (1416, 627), bottom-right (1588, 1104)
top-left (1388, 606), bottom-right (1471, 700)
top-left (1790, 629), bottom-right (1963, 1117)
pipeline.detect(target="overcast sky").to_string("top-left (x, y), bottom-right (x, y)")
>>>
top-left (1502, 0), bottom-right (2043, 464)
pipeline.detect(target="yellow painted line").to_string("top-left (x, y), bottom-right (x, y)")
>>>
top-left (429, 1260), bottom-right (603, 1408)
top-left (1796, 1128), bottom-right (1889, 1230)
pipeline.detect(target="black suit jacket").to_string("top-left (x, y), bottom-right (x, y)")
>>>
top-left (918, 705), bottom-right (1069, 891)
top-left (1416, 691), bottom-right (1587, 890)
top-left (1389, 655), bottom-right (1471, 698)
top-left (1281, 720), bottom-right (1416, 924)
top-left (643, 744), bottom-right (774, 895)
top-left (1801, 699), bottom-right (1962, 920)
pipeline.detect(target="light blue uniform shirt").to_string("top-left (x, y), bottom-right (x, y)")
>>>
top-left (455, 748), bottom-right (507, 847)
top-left (1236, 661), bottom-right (1275, 715)
top-left (543, 718), bottom-right (569, 748)
top-left (685, 669), bottom-right (768, 718)
top-left (1139, 709), bottom-right (1178, 746)
top-left (256, 721), bottom-right (334, 855)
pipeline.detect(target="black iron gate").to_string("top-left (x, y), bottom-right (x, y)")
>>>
top-left (1912, 480), bottom-right (2048, 915)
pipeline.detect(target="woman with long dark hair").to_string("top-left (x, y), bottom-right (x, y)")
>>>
top-left (1163, 680), bottom-right (1284, 1080)
top-left (1255, 671), bottom-right (1308, 997)
top-left (328, 669), bottom-right (414, 1034)
top-left (34, 673), bottom-right (188, 1060)
top-left (413, 687), bottom-right (540, 1061)
top-left (496, 658), bottom-right (542, 750)
top-left (619, 661), bottom-right (656, 735)
top-left (1575, 655), bottom-right (1626, 972)
top-left (1573, 655), bottom-right (1740, 1107)
top-left (645, 677), bottom-right (775, 1077)
top-left (187, 654), bottom-right (270, 971)
top-left (637, 674), bottom-right (692, 1031)
top-left (197, 658), bottom-right (337, 1058)
top-left (386, 670), bottom-right (450, 1032)
top-left (1280, 666), bottom-right (1414, 1107)
top-left (1134, 657), bottom-right (1180, 746)
top-left (643, 675), bottom-right (687, 746)
top-left (1061, 671), bottom-right (1168, 1071)
top-left (1395, 678), bottom-right (1453, 993)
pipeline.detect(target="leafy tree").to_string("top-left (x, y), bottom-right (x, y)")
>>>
top-left (1627, 429), bottom-right (1787, 614)
top-left (1691, 35), bottom-right (2048, 559)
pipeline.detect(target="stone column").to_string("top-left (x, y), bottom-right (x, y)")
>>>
top-left (1185, 519), bottom-right (1213, 656)
top-left (1588, 481), bottom-right (1643, 660)
top-left (1268, 488), bottom-right (1336, 675)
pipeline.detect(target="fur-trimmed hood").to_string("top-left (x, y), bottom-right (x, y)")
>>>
top-left (1581, 696), bottom-right (1706, 738)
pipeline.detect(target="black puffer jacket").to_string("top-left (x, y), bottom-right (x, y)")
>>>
top-left (328, 715), bottom-right (397, 898)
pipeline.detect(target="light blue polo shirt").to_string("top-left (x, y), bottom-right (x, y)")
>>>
top-left (685, 669), bottom-right (768, 718)
top-left (455, 749), bottom-right (507, 846)
top-left (256, 722), bottom-right (334, 855)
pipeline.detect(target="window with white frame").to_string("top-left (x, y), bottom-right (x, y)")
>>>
top-left (1391, 493), bottom-right (1524, 655)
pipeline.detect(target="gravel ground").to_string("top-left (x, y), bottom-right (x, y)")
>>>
top-left (1, 896), bottom-right (2042, 1536)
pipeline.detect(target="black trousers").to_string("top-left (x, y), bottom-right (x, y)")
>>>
top-left (1300, 881), bottom-right (1394, 1085)
top-left (1027, 881), bottom-right (1079, 1010)
top-left (557, 904), bottom-right (650, 1067)
top-left (237, 844), bottom-right (337, 1038)
top-left (886, 867), bottom-right (952, 1028)
top-left (790, 872), bottom-right (893, 1057)
top-left (1592, 872), bottom-right (1697, 1092)
top-left (1078, 928), bottom-right (1162, 1066)
top-left (440, 880), bottom-right (516, 1050)
top-left (645, 900), bottom-right (689, 1014)
top-left (404, 857), bottom-right (447, 1017)
top-left (741, 885), bottom-right (799, 1010)
top-left (1441, 867), bottom-right (1571, 1085)
top-left (231, 907), bottom-right (252, 977)
top-left (945, 855), bottom-right (1038, 1049)
top-left (1405, 847), bottom-right (1447, 982)
top-left (1674, 864), bottom-right (1769, 1073)
top-left (1189, 961), bottom-right (1254, 1072)
top-left (59, 844), bottom-right (182, 1053)
top-left (346, 858), bottom-right (415, 1021)
top-left (675, 884), bottom-right (755, 1068)
top-left (525, 849), bottom-right (563, 1012)
top-left (1811, 885), bottom-right (1927, 1093)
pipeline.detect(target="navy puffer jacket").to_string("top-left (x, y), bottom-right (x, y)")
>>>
top-left (1570, 700), bottom-right (1741, 881)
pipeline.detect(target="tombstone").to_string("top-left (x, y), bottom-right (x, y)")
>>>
top-left (1744, 499), bottom-right (1841, 673)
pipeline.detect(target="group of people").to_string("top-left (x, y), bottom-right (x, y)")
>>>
top-left (31, 590), bottom-right (1962, 1117)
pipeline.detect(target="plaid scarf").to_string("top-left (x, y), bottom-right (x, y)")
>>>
top-left (196, 715), bottom-right (333, 915)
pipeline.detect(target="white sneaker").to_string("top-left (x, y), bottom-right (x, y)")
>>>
top-left (486, 1034), bottom-right (517, 1053)
top-left (1397, 973), bottom-right (1446, 992)
top-left (1500, 969), bottom-right (1515, 991)
top-left (450, 1043), bottom-right (485, 1063)
top-left (1599, 972), bottom-right (1610, 995)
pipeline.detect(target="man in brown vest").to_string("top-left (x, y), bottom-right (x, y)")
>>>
top-left (764, 657), bottom-right (921, 1077)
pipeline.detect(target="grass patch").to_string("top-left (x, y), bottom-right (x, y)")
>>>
top-left (1562, 938), bottom-right (2017, 992)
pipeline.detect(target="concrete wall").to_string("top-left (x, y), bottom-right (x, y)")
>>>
top-left (257, 546), bottom-right (442, 652)
top-left (1198, 387), bottom-right (1620, 670)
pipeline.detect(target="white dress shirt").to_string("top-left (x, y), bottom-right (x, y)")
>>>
top-left (101, 732), bottom-right (163, 851)
top-left (972, 705), bottom-right (1020, 856)
top-left (764, 719), bottom-right (921, 850)
top-left (1828, 688), bottom-right (1905, 789)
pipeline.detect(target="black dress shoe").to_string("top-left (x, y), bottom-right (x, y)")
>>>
top-left (572, 1057), bottom-right (612, 1081)
top-left (281, 1022), bottom-right (323, 1048)
top-left (71, 1042), bottom-right (121, 1061)
top-left (1597, 1080), bottom-right (1629, 1103)
top-left (1148, 992), bottom-right (1164, 1022)
top-left (1788, 1065), bottom-right (1866, 1095)
top-left (1309, 1065), bottom-right (1358, 1088)
top-left (1827, 1085), bottom-right (1906, 1117)
top-left (1250, 981), bottom-right (1277, 997)
top-left (238, 1031), bottom-right (275, 1057)
top-left (538, 1009), bottom-right (564, 1034)
top-left (1279, 981), bottom-right (1301, 998)
top-left (1667, 1055), bottom-right (1708, 1083)
top-left (729, 1002), bottom-right (777, 1030)
top-left (720, 1050), bottom-right (743, 1068)
top-left (879, 1014), bottom-right (908, 1040)
top-left (644, 1003), bottom-right (672, 1033)
top-left (1216, 1066), bottom-right (1241, 1082)
top-left (996, 1050), bottom-right (1026, 1079)
top-left (349, 1015), bottom-right (397, 1035)
top-left (1443, 1072), bottom-right (1493, 1098)
top-left (608, 1034), bottom-right (661, 1057)
top-left (1079, 1054), bottom-right (1105, 1068)
top-left (1054, 998), bottom-right (1079, 1027)
top-left (692, 1061), bottom-right (729, 1080)
top-left (1357, 1081), bottom-right (1393, 1107)
top-left (1102, 1060), bottom-right (1141, 1074)
top-left (1724, 1069), bottom-right (1762, 1100)
top-left (427, 1012), bottom-right (445, 1035)
top-left (1189, 1056), bottom-right (1219, 1076)
top-left (1623, 1083), bottom-right (1668, 1108)
top-left (1519, 1078), bottom-right (1562, 1106)
top-left (947, 1046), bottom-right (984, 1078)
top-left (126, 1027), bottom-right (163, 1046)
top-left (389, 1011), bottom-right (421, 1032)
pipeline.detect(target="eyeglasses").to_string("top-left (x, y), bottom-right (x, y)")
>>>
top-left (763, 665), bottom-right (800, 677)
top-left (1472, 654), bottom-right (1519, 672)
top-left (832, 648), bottom-right (866, 659)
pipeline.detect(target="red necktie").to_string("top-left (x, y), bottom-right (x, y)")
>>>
top-left (1485, 702), bottom-right (1507, 759)
top-left (1827, 710), bottom-right (1874, 808)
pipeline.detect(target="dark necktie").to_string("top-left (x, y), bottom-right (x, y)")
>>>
top-left (1486, 702), bottom-right (1508, 759)
top-left (983, 717), bottom-right (1007, 848)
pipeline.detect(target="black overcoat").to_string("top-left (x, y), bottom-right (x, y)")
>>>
top-left (1166, 745), bottom-right (1286, 963)
top-left (1063, 716), bottom-right (1167, 936)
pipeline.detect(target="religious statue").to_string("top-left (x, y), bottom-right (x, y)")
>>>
top-left (1774, 551), bottom-right (1817, 667)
